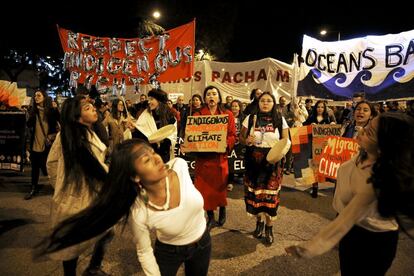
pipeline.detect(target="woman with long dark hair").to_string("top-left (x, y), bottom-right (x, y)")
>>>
top-left (240, 91), bottom-right (289, 245)
top-left (342, 100), bottom-right (377, 138)
top-left (179, 93), bottom-right (204, 139)
top-left (286, 113), bottom-right (414, 275)
top-left (103, 98), bottom-right (135, 154)
top-left (135, 88), bottom-right (177, 163)
top-left (303, 100), bottom-right (336, 198)
top-left (191, 85), bottom-right (237, 230)
top-left (44, 96), bottom-right (112, 275)
top-left (37, 139), bottom-right (211, 276)
top-left (25, 89), bottom-right (60, 200)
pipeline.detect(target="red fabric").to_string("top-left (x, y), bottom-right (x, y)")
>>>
top-left (193, 106), bottom-right (236, 210)
top-left (57, 20), bottom-right (195, 85)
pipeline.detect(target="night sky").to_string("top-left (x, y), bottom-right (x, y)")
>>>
top-left (2, 0), bottom-right (413, 64)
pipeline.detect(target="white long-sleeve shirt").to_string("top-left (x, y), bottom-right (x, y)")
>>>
top-left (299, 156), bottom-right (398, 258)
top-left (129, 158), bottom-right (206, 275)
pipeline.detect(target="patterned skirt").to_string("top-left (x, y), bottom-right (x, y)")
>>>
top-left (244, 147), bottom-right (284, 218)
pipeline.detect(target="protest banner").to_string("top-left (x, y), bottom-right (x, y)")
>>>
top-left (297, 29), bottom-right (414, 101)
top-left (57, 20), bottom-right (195, 89)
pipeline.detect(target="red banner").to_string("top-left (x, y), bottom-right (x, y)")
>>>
top-left (57, 20), bottom-right (195, 89)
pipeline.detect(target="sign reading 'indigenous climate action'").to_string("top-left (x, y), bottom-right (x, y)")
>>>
top-left (57, 20), bottom-right (195, 89)
top-left (183, 115), bottom-right (228, 153)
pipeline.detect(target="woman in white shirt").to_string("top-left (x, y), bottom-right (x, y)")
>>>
top-left (37, 138), bottom-right (210, 276)
top-left (285, 112), bottom-right (414, 275)
top-left (240, 92), bottom-right (289, 245)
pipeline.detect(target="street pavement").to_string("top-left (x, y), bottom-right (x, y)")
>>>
top-left (1, 168), bottom-right (413, 276)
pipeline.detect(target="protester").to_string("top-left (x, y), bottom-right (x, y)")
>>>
top-left (224, 95), bottom-right (233, 110)
top-left (243, 88), bottom-right (263, 115)
top-left (179, 93), bottom-right (203, 139)
top-left (102, 98), bottom-right (135, 155)
top-left (43, 96), bottom-right (112, 276)
top-left (303, 100), bottom-right (336, 198)
top-left (191, 85), bottom-right (237, 230)
top-left (37, 139), bottom-right (211, 276)
top-left (240, 91), bottom-right (289, 245)
top-left (342, 100), bottom-right (377, 139)
top-left (285, 112), bottom-right (414, 276)
top-left (25, 89), bottom-right (60, 200)
top-left (166, 99), bottom-right (180, 125)
top-left (227, 99), bottom-right (246, 191)
top-left (135, 88), bottom-right (177, 163)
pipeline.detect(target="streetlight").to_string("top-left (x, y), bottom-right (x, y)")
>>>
top-left (320, 29), bottom-right (341, 41)
top-left (152, 10), bottom-right (161, 19)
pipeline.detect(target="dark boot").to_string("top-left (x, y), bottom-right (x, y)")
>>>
top-left (311, 186), bottom-right (318, 198)
top-left (24, 186), bottom-right (37, 200)
top-left (253, 221), bottom-right (264, 239)
top-left (218, 206), bottom-right (226, 226)
top-left (264, 225), bottom-right (274, 245)
top-left (206, 210), bottom-right (215, 231)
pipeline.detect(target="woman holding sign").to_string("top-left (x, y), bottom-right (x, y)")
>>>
top-left (285, 113), bottom-right (414, 276)
top-left (240, 92), bottom-right (289, 245)
top-left (192, 85), bottom-right (236, 231)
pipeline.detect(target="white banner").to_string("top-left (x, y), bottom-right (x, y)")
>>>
top-left (297, 29), bottom-right (414, 101)
top-left (125, 58), bottom-right (294, 103)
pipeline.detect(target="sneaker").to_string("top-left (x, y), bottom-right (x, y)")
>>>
top-left (227, 183), bottom-right (234, 191)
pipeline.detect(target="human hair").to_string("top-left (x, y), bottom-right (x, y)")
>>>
top-left (203, 85), bottom-right (225, 112)
top-left (354, 100), bottom-right (378, 121)
top-left (111, 98), bottom-right (128, 120)
top-left (352, 92), bottom-right (365, 99)
top-left (31, 89), bottom-right (53, 118)
top-left (35, 139), bottom-right (147, 256)
top-left (230, 99), bottom-right (244, 117)
top-left (60, 97), bottom-right (107, 194)
top-left (246, 91), bottom-right (282, 136)
top-left (250, 88), bottom-right (261, 101)
top-left (191, 93), bottom-right (203, 104)
top-left (369, 113), bottom-right (414, 231)
top-left (306, 100), bottom-right (330, 123)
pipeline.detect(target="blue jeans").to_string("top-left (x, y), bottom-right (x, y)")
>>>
top-left (154, 229), bottom-right (211, 276)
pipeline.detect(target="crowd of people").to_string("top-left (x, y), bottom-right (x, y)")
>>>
top-left (2, 84), bottom-right (413, 275)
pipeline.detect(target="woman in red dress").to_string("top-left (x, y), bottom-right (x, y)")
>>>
top-left (193, 85), bottom-right (236, 230)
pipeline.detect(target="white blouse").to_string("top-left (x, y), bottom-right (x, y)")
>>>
top-left (242, 115), bottom-right (289, 148)
top-left (298, 156), bottom-right (398, 258)
top-left (129, 158), bottom-right (206, 275)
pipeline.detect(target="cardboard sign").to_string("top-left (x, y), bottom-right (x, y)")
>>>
top-left (318, 136), bottom-right (360, 180)
top-left (312, 124), bottom-right (342, 164)
top-left (183, 115), bottom-right (228, 153)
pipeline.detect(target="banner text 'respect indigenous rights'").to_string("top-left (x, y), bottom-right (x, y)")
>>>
top-left (57, 20), bottom-right (195, 90)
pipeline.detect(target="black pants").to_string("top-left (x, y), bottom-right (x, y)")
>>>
top-left (30, 150), bottom-right (49, 188)
top-left (154, 228), bottom-right (211, 276)
top-left (339, 225), bottom-right (398, 276)
top-left (62, 229), bottom-right (114, 276)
